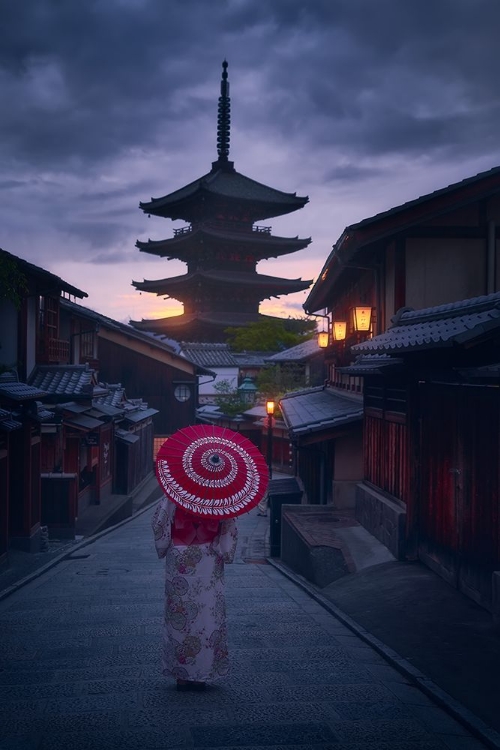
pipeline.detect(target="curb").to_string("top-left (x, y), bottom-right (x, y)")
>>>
top-left (0, 494), bottom-right (160, 604)
top-left (267, 557), bottom-right (500, 750)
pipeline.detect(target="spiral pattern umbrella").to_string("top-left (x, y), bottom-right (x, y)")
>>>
top-left (155, 424), bottom-right (269, 519)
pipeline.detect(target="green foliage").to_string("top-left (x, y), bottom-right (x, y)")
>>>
top-left (0, 255), bottom-right (28, 309)
top-left (225, 317), bottom-right (316, 353)
top-left (256, 363), bottom-right (307, 402)
top-left (213, 379), bottom-right (247, 418)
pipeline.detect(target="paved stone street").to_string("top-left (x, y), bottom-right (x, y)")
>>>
top-left (0, 505), bottom-right (490, 750)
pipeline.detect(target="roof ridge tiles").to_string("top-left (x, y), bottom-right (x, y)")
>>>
top-left (393, 290), bottom-right (500, 326)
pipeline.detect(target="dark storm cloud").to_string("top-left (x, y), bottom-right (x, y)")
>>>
top-left (230, 0), bottom-right (500, 165)
top-left (3, 0), bottom-right (499, 172)
top-left (1, 0), bottom-right (499, 278)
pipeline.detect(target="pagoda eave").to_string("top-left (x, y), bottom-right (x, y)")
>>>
top-left (135, 232), bottom-right (311, 259)
top-left (133, 271), bottom-right (312, 297)
top-left (129, 310), bottom-right (292, 342)
top-left (139, 168), bottom-right (309, 223)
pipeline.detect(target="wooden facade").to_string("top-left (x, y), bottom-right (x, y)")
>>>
top-left (97, 337), bottom-right (197, 436)
top-left (418, 382), bottom-right (500, 607)
top-left (302, 166), bottom-right (500, 612)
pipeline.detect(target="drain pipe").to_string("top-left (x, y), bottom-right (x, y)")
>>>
top-left (487, 220), bottom-right (496, 294)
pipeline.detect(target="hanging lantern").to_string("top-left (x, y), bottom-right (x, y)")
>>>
top-left (317, 331), bottom-right (329, 348)
top-left (353, 306), bottom-right (372, 332)
top-left (332, 321), bottom-right (347, 341)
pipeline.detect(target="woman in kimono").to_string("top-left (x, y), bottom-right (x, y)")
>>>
top-left (152, 496), bottom-right (238, 690)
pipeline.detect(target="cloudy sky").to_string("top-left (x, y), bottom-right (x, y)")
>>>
top-left (2, 0), bottom-right (500, 326)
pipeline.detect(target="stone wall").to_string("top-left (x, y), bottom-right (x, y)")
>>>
top-left (355, 482), bottom-right (406, 560)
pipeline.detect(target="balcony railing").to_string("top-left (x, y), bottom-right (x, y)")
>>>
top-left (38, 337), bottom-right (70, 364)
top-left (174, 221), bottom-right (273, 236)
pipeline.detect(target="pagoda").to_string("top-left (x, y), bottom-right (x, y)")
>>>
top-left (131, 61), bottom-right (312, 343)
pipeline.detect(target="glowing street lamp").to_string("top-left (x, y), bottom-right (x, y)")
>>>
top-left (266, 400), bottom-right (275, 478)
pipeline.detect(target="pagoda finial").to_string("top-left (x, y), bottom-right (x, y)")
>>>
top-left (216, 59), bottom-right (231, 162)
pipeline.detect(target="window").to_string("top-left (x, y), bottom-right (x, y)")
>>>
top-left (174, 384), bottom-right (191, 402)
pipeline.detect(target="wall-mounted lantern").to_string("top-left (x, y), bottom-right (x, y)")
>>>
top-left (332, 321), bottom-right (347, 341)
top-left (352, 306), bottom-right (372, 332)
top-left (317, 331), bottom-right (329, 349)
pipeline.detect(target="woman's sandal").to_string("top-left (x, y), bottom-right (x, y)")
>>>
top-left (176, 679), bottom-right (206, 691)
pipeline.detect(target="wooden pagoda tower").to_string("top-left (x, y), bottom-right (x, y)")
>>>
top-left (131, 61), bottom-right (312, 343)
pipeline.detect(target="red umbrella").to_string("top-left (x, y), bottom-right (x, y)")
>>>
top-left (155, 424), bottom-right (269, 519)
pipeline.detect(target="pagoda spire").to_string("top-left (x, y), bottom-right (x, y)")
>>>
top-left (216, 60), bottom-right (231, 165)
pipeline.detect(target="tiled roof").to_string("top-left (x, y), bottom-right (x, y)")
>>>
top-left (60, 299), bottom-right (179, 355)
top-left (456, 363), bottom-right (500, 379)
top-left (352, 291), bottom-right (500, 355)
top-left (305, 165), bottom-right (500, 313)
top-left (232, 351), bottom-right (274, 367)
top-left (140, 166), bottom-right (308, 217)
top-left (350, 165), bottom-right (500, 231)
top-left (94, 384), bottom-right (126, 408)
top-left (0, 248), bottom-right (87, 299)
top-left (29, 365), bottom-right (95, 398)
top-left (136, 228), bottom-right (310, 259)
top-left (0, 383), bottom-right (48, 401)
top-left (64, 414), bottom-right (104, 431)
top-left (339, 354), bottom-right (403, 375)
top-left (180, 343), bottom-right (238, 368)
top-left (280, 386), bottom-right (363, 438)
top-left (266, 338), bottom-right (322, 363)
top-left (133, 270), bottom-right (312, 295)
top-left (0, 408), bottom-right (22, 431)
top-left (131, 311), bottom-right (261, 332)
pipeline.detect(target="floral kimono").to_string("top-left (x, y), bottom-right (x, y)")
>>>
top-left (152, 497), bottom-right (238, 682)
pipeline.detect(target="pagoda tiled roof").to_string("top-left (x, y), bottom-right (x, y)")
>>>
top-left (136, 226), bottom-right (311, 259)
top-left (133, 270), bottom-right (312, 296)
top-left (352, 291), bottom-right (500, 355)
top-left (130, 311), bottom-right (283, 337)
top-left (139, 165), bottom-right (308, 220)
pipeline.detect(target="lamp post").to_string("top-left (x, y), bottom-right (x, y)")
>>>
top-left (266, 399), bottom-right (275, 479)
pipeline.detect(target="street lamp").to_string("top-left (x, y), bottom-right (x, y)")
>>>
top-left (238, 376), bottom-right (258, 405)
top-left (266, 400), bottom-right (275, 479)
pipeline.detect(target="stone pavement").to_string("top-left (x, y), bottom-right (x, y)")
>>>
top-left (0, 502), bottom-right (495, 750)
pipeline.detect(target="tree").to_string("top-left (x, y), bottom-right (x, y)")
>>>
top-left (0, 254), bottom-right (28, 309)
top-left (213, 379), bottom-right (247, 418)
top-left (225, 317), bottom-right (316, 353)
top-left (256, 363), bottom-right (307, 404)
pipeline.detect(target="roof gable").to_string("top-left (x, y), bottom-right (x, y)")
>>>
top-left (306, 165), bottom-right (500, 313)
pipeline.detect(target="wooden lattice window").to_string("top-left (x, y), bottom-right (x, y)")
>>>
top-left (365, 378), bottom-right (407, 422)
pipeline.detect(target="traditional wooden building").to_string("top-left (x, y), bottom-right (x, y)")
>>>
top-left (60, 299), bottom-right (211, 445)
top-left (346, 292), bottom-right (500, 615)
top-left (298, 165), bottom-right (500, 613)
top-left (131, 61), bottom-right (312, 342)
top-left (0, 249), bottom-right (87, 557)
